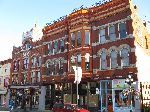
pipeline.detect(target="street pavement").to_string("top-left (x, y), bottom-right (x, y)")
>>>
top-left (0, 106), bottom-right (9, 111)
top-left (0, 106), bottom-right (53, 112)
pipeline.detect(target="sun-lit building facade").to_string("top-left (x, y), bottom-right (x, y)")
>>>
top-left (0, 59), bottom-right (11, 108)
top-left (9, 0), bottom-right (150, 111)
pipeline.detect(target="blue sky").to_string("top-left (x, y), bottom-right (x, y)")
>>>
top-left (0, 0), bottom-right (149, 61)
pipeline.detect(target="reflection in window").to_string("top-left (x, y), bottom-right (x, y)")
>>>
top-left (110, 50), bottom-right (117, 69)
top-left (109, 25), bottom-right (116, 41)
top-left (115, 90), bottom-right (135, 107)
top-left (121, 48), bottom-right (129, 67)
top-left (119, 23), bottom-right (127, 39)
top-left (100, 51), bottom-right (107, 70)
top-left (99, 29), bottom-right (106, 44)
top-left (85, 31), bottom-right (90, 45)
top-left (77, 31), bottom-right (81, 47)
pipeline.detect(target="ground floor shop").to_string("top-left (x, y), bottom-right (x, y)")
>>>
top-left (44, 79), bottom-right (140, 112)
top-left (9, 86), bottom-right (40, 111)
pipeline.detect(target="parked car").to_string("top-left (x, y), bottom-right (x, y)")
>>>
top-left (52, 103), bottom-right (64, 112)
top-left (52, 103), bottom-right (89, 112)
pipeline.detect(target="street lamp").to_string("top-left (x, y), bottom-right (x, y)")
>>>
top-left (125, 74), bottom-right (135, 112)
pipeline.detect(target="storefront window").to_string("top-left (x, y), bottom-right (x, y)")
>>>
top-left (114, 90), bottom-right (135, 107)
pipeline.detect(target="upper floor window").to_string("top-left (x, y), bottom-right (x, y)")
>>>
top-left (109, 25), bottom-right (116, 41)
top-left (85, 53), bottom-right (90, 71)
top-left (71, 33), bottom-right (75, 48)
top-left (31, 72), bottom-right (36, 83)
top-left (48, 42), bottom-right (53, 54)
top-left (14, 60), bottom-right (19, 71)
top-left (46, 61), bottom-right (51, 76)
top-left (59, 60), bottom-right (63, 75)
top-left (54, 41), bottom-right (58, 54)
top-left (37, 56), bottom-right (41, 67)
top-left (119, 22), bottom-right (127, 39)
top-left (60, 39), bottom-right (64, 52)
top-left (85, 31), bottom-right (90, 45)
top-left (77, 31), bottom-right (81, 47)
top-left (24, 42), bottom-right (31, 50)
top-left (110, 50), bottom-right (118, 69)
top-left (100, 51), bottom-right (107, 70)
top-left (77, 53), bottom-right (81, 66)
top-left (121, 48), bottom-right (129, 67)
top-left (37, 71), bottom-right (40, 82)
top-left (23, 58), bottom-right (29, 69)
top-left (99, 28), bottom-right (106, 44)
top-left (53, 61), bottom-right (57, 75)
top-left (32, 56), bottom-right (36, 67)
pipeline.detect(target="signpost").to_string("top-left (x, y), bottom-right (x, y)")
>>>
top-left (72, 66), bottom-right (82, 105)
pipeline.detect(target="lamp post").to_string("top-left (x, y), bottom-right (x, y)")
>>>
top-left (72, 66), bottom-right (82, 105)
top-left (124, 74), bottom-right (135, 112)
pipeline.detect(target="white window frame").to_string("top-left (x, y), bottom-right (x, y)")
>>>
top-left (110, 50), bottom-right (118, 69)
top-left (108, 25), bottom-right (116, 41)
top-left (120, 48), bottom-right (129, 67)
top-left (99, 28), bottom-right (106, 44)
top-left (100, 51), bottom-right (107, 70)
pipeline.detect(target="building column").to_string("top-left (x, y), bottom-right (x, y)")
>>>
top-left (38, 86), bottom-right (46, 111)
top-left (6, 89), bottom-right (10, 108)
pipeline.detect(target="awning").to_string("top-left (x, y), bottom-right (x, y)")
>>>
top-left (10, 85), bottom-right (39, 89)
top-left (0, 90), bottom-right (7, 94)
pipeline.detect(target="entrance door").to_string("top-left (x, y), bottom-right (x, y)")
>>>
top-left (100, 80), bottom-right (112, 112)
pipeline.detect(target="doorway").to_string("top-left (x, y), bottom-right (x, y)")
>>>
top-left (100, 80), bottom-right (113, 112)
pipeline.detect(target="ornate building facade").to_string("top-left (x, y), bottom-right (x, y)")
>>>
top-left (9, 0), bottom-right (150, 111)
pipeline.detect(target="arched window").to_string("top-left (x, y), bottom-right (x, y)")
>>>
top-left (46, 61), bottom-right (51, 76)
top-left (32, 56), bottom-right (36, 67)
top-left (121, 48), bottom-right (129, 67)
top-left (100, 51), bottom-right (107, 70)
top-left (110, 50), bottom-right (117, 69)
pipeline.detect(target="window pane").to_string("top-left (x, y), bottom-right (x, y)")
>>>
top-left (48, 43), bottom-right (53, 54)
top-left (119, 23), bottom-right (127, 39)
top-left (101, 52), bottom-right (107, 70)
top-left (85, 31), bottom-right (90, 45)
top-left (121, 48), bottom-right (129, 67)
top-left (109, 26), bottom-right (116, 41)
top-left (60, 40), bottom-right (64, 52)
top-left (110, 50), bottom-right (117, 68)
top-left (77, 31), bottom-right (81, 47)
top-left (99, 29), bottom-right (106, 43)
top-left (71, 33), bottom-right (75, 48)
top-left (54, 41), bottom-right (58, 54)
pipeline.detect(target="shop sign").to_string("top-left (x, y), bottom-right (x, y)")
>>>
top-left (113, 79), bottom-right (128, 89)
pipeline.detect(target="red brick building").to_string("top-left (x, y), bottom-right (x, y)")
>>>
top-left (10, 0), bottom-right (150, 111)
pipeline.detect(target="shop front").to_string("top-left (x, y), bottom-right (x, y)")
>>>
top-left (100, 79), bottom-right (140, 112)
